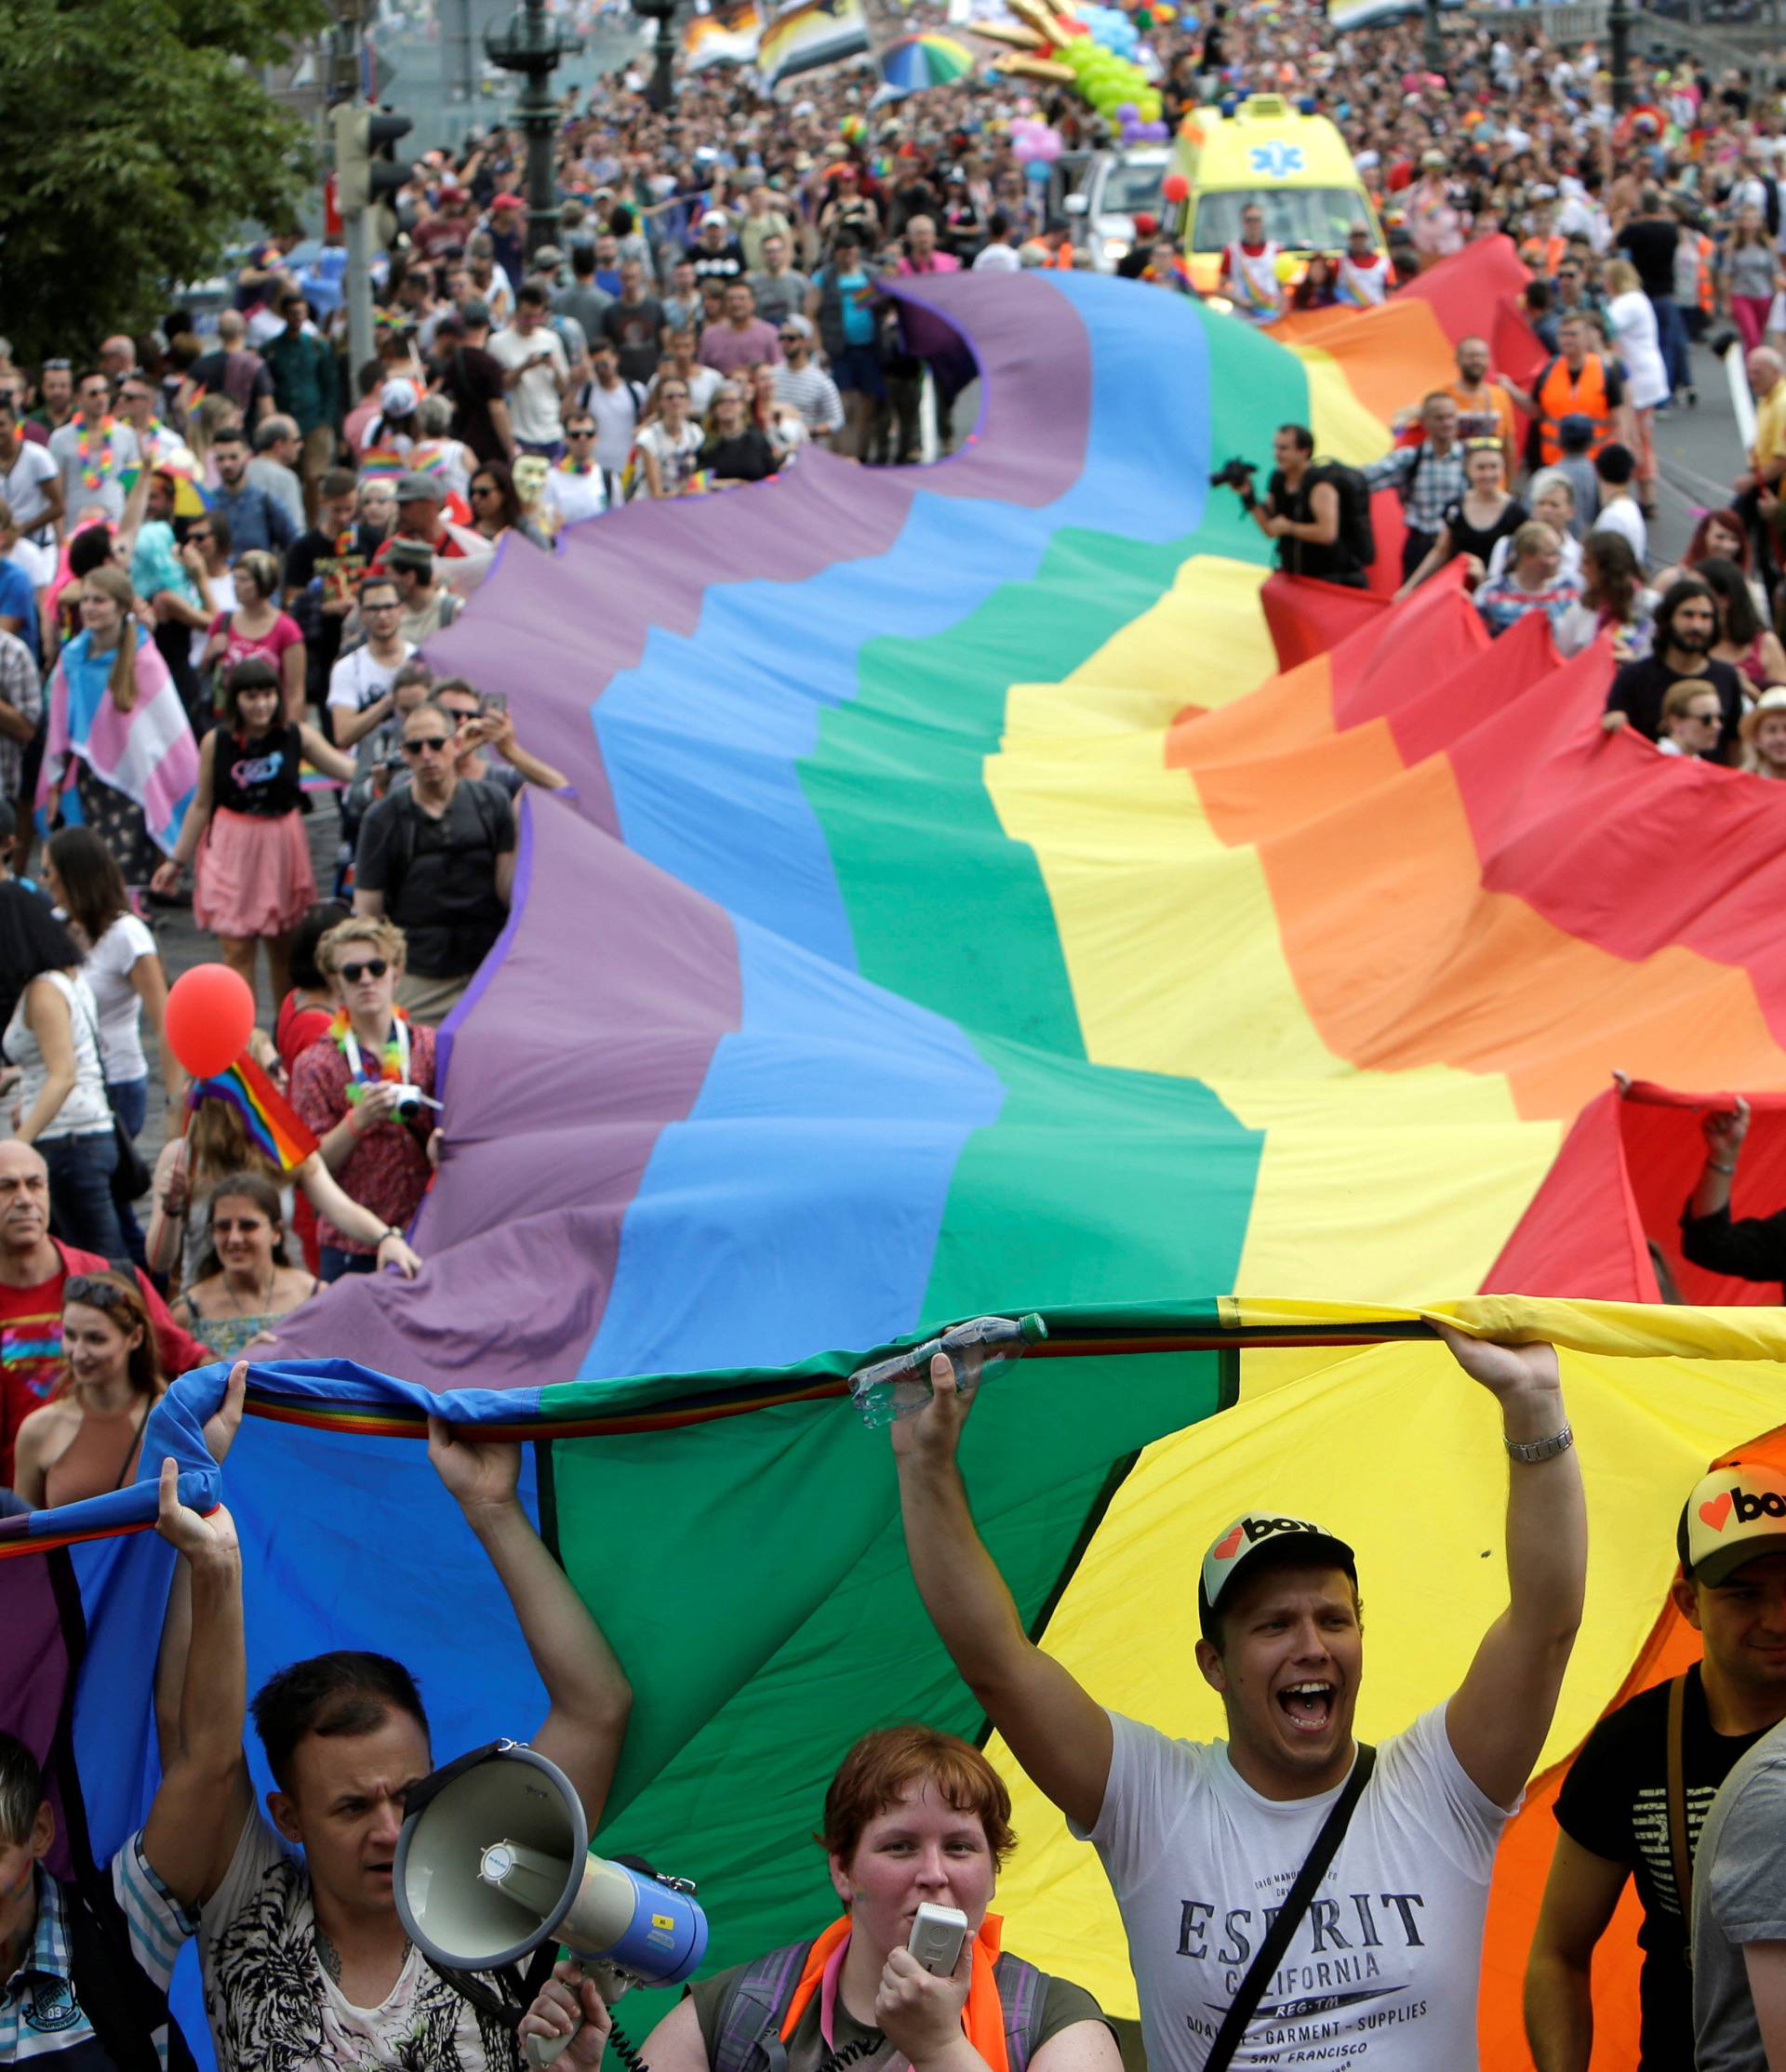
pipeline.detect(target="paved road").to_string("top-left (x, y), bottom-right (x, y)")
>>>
top-left (1652, 335), bottom-right (1751, 565)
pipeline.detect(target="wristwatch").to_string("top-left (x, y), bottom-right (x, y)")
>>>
top-left (1504, 1423), bottom-right (1574, 1465)
top-left (377, 1226), bottom-right (403, 1248)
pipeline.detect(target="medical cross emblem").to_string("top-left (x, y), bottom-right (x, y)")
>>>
top-left (1248, 142), bottom-right (1304, 178)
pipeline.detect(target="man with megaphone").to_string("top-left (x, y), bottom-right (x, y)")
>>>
top-left (151, 1407), bottom-right (633, 2068)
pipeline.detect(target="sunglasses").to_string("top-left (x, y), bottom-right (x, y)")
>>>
top-left (567, 427), bottom-right (596, 436)
top-left (471, 484), bottom-right (500, 496)
top-left (340, 957), bottom-right (391, 981)
top-left (189, 530), bottom-right (212, 543)
top-left (64, 1274), bottom-right (137, 1314)
top-left (400, 737), bottom-right (453, 755)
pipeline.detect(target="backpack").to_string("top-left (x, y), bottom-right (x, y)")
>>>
top-left (712, 1938), bottom-right (1049, 2072)
top-left (1306, 458), bottom-right (1377, 569)
top-left (378, 775), bottom-right (512, 899)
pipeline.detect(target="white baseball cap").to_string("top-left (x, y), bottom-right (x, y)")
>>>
top-left (1199, 1511), bottom-right (1357, 1637)
top-left (1679, 1463), bottom-right (1786, 1586)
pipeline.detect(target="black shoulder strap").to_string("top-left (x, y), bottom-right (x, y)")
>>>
top-left (64, 1871), bottom-right (196, 2072)
top-left (1203, 1744), bottom-right (1379, 2072)
top-left (1667, 1671), bottom-right (1694, 1957)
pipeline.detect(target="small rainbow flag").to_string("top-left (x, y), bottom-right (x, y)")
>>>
top-left (187, 1055), bottom-right (318, 1174)
top-left (119, 462), bottom-right (211, 517)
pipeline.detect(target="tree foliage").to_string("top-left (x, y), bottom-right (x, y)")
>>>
top-left (0, 0), bottom-right (330, 362)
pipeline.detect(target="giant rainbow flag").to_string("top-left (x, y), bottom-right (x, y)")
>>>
top-left (8, 247), bottom-right (1786, 2069)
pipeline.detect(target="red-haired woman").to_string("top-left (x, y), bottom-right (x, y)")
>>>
top-left (1654, 509), bottom-right (1767, 619)
top-left (523, 1725), bottom-right (1123, 2072)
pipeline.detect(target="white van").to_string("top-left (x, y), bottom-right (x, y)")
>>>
top-left (1064, 147), bottom-right (1172, 272)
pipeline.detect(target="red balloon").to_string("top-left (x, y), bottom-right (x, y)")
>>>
top-left (164, 963), bottom-right (258, 1079)
top-left (1163, 172), bottom-right (1191, 204)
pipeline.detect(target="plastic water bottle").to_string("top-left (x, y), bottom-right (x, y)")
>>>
top-left (849, 1314), bottom-right (1048, 1428)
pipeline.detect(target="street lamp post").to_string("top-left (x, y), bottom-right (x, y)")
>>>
top-left (1608, 0), bottom-right (1633, 112)
top-left (633, 0), bottom-right (679, 113)
top-left (486, 0), bottom-right (581, 259)
top-left (1423, 0), bottom-right (1445, 75)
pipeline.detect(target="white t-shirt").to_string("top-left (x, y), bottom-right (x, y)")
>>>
top-left (48, 418), bottom-right (140, 525)
top-left (973, 242), bottom-right (1022, 272)
top-left (1591, 492), bottom-right (1648, 563)
top-left (3, 437), bottom-right (60, 540)
top-left (200, 1810), bottom-right (521, 2069)
top-left (580, 378), bottom-right (645, 473)
top-left (488, 324), bottom-right (570, 445)
top-left (632, 420), bottom-right (703, 499)
top-left (81, 910), bottom-right (157, 1083)
top-left (1073, 1704), bottom-right (1512, 2071)
top-left (544, 464), bottom-right (609, 526)
top-left (327, 640), bottom-right (415, 717)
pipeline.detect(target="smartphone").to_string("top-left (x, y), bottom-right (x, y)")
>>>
top-left (483, 690), bottom-right (509, 717)
top-left (909, 1903), bottom-right (967, 1976)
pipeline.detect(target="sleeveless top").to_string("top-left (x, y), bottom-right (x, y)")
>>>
top-left (1443, 493), bottom-right (1527, 566)
top-left (42, 1393), bottom-right (153, 1507)
top-left (5, 969), bottom-right (113, 1139)
top-left (185, 1280), bottom-right (320, 1359)
top-left (213, 724), bottom-right (303, 819)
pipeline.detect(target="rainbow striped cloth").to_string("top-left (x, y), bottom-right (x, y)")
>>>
top-left (7, 248), bottom-right (1772, 2069)
top-left (186, 1055), bottom-right (318, 1173)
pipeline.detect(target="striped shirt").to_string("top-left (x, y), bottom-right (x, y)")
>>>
top-left (1363, 440), bottom-right (1468, 537)
top-left (0, 1841), bottom-right (195, 2066)
top-left (0, 628), bottom-right (43, 805)
top-left (772, 362), bottom-right (845, 436)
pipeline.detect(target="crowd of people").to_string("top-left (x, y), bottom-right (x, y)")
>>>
top-left (10, 0), bottom-right (1786, 2065)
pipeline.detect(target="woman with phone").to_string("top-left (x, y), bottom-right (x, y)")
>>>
top-left (522, 1725), bottom-right (1122, 2072)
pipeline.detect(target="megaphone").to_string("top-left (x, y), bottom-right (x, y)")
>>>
top-left (394, 1741), bottom-right (708, 2067)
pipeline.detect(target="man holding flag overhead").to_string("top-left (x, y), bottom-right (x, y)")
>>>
top-left (893, 1325), bottom-right (1587, 2070)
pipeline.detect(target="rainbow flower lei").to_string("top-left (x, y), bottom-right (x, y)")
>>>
top-left (331, 1004), bottom-right (410, 1105)
top-left (73, 414), bottom-right (121, 494)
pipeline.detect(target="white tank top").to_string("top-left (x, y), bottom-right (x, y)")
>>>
top-left (6, 969), bottom-right (113, 1140)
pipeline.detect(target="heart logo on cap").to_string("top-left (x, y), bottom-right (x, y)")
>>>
top-left (1213, 1525), bottom-right (1244, 1561)
top-left (1700, 1494), bottom-right (1733, 1533)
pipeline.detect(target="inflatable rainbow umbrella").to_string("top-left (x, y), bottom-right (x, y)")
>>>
top-left (7, 246), bottom-right (1786, 2069)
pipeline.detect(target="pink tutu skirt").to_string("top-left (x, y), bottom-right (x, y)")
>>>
top-left (193, 806), bottom-right (314, 939)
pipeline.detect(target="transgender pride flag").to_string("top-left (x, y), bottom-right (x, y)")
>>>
top-left (37, 626), bottom-right (198, 857)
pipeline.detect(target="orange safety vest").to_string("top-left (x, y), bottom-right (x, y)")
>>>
top-left (782, 1916), bottom-right (1018, 2072)
top-left (1522, 232), bottom-right (1566, 276)
top-left (1536, 352), bottom-right (1614, 465)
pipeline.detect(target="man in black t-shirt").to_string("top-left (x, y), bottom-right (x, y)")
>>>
top-left (1241, 422), bottom-right (1367, 589)
top-left (434, 303), bottom-right (517, 465)
top-left (1616, 189), bottom-right (1687, 396)
top-left (1525, 1461), bottom-right (1786, 2069)
top-left (600, 260), bottom-right (669, 387)
top-left (353, 698), bottom-right (516, 1020)
top-left (1603, 578), bottom-right (1743, 760)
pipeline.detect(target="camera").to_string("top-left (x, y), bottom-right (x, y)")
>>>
top-left (1210, 457), bottom-right (1259, 492)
